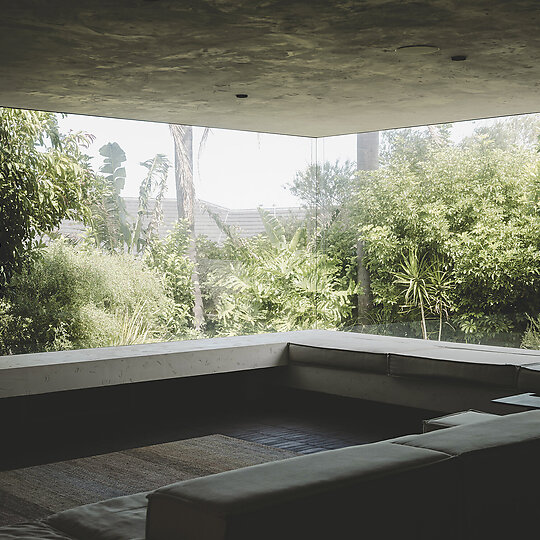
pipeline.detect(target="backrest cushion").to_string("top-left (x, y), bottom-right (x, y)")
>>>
top-left (146, 441), bottom-right (456, 540)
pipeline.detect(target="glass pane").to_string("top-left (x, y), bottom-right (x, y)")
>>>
top-left (315, 114), bottom-right (540, 349)
top-left (1, 107), bottom-right (539, 355)
top-left (0, 108), bottom-right (319, 354)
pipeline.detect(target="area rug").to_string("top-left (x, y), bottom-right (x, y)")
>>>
top-left (0, 434), bottom-right (298, 526)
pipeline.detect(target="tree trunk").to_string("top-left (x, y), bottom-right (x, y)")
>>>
top-left (170, 124), bottom-right (205, 331)
top-left (356, 131), bottom-right (379, 323)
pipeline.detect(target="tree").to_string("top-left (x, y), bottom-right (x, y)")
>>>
top-left (461, 114), bottom-right (540, 151)
top-left (287, 160), bottom-right (357, 224)
top-left (353, 136), bottom-right (540, 342)
top-left (169, 124), bottom-right (206, 330)
top-left (379, 125), bottom-right (452, 168)
top-left (356, 131), bottom-right (380, 322)
top-left (0, 108), bottom-right (93, 287)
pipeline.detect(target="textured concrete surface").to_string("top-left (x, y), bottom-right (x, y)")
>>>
top-left (0, 1), bottom-right (539, 136)
top-left (2, 329), bottom-right (540, 399)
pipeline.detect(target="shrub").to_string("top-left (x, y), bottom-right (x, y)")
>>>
top-left (0, 240), bottom-right (174, 354)
top-left (522, 316), bottom-right (540, 350)
top-left (145, 221), bottom-right (195, 337)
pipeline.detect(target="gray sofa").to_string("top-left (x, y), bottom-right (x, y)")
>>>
top-left (3, 410), bottom-right (540, 540)
top-left (283, 331), bottom-right (540, 413)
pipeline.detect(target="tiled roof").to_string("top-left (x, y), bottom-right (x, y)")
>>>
top-left (58, 198), bottom-right (305, 244)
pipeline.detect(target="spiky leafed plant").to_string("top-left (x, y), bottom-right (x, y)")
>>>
top-left (394, 249), bottom-right (454, 340)
top-left (394, 248), bottom-right (431, 339)
top-left (425, 257), bottom-right (454, 340)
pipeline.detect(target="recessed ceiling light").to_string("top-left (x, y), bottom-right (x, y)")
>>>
top-left (395, 45), bottom-right (440, 56)
top-left (236, 93), bottom-right (248, 99)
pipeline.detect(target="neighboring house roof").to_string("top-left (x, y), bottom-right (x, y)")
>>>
top-left (58, 198), bottom-right (305, 244)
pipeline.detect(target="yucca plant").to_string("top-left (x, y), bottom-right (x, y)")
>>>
top-left (394, 249), bottom-right (454, 340)
top-left (394, 249), bottom-right (431, 339)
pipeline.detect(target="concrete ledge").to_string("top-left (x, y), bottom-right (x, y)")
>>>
top-left (0, 333), bottom-right (303, 399)
top-left (2, 329), bottom-right (539, 401)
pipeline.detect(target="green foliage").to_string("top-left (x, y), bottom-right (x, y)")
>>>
top-left (394, 250), bottom-right (454, 340)
top-left (0, 107), bottom-right (94, 287)
top-left (462, 114), bottom-right (540, 151)
top-left (0, 240), bottom-right (174, 354)
top-left (85, 142), bottom-right (170, 254)
top-left (354, 138), bottom-right (540, 341)
top-left (380, 125), bottom-right (452, 169)
top-left (287, 160), bottom-right (357, 225)
top-left (145, 221), bottom-right (195, 336)
top-left (204, 209), bottom-right (356, 335)
top-left (522, 316), bottom-right (540, 350)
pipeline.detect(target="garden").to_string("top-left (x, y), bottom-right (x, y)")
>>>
top-left (1, 107), bottom-right (539, 355)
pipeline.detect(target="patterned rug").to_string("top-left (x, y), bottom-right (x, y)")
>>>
top-left (0, 434), bottom-right (298, 526)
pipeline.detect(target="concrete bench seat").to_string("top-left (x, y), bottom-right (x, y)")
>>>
top-left (284, 331), bottom-right (540, 413)
top-left (391, 411), bottom-right (540, 537)
top-left (142, 410), bottom-right (540, 540)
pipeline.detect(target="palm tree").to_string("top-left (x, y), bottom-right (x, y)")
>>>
top-left (356, 131), bottom-right (379, 322)
top-left (169, 124), bottom-right (205, 330)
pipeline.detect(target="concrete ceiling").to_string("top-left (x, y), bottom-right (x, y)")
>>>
top-left (0, 1), bottom-right (539, 137)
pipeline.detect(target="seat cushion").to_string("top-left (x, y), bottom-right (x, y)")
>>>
top-left (392, 410), bottom-right (540, 538)
top-left (393, 409), bottom-right (540, 455)
top-left (0, 522), bottom-right (75, 540)
top-left (422, 410), bottom-right (498, 432)
top-left (288, 344), bottom-right (387, 374)
top-left (44, 492), bottom-right (148, 540)
top-left (146, 441), bottom-right (455, 540)
top-left (388, 347), bottom-right (520, 387)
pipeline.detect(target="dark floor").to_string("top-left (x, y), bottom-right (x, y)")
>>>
top-left (1, 372), bottom-right (437, 470)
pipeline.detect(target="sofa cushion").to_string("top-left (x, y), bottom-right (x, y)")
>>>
top-left (388, 347), bottom-right (520, 387)
top-left (391, 410), bottom-right (540, 538)
top-left (422, 410), bottom-right (498, 432)
top-left (0, 522), bottom-right (75, 539)
top-left (44, 492), bottom-right (148, 540)
top-left (392, 409), bottom-right (540, 455)
top-left (146, 441), bottom-right (455, 540)
top-left (288, 344), bottom-right (387, 374)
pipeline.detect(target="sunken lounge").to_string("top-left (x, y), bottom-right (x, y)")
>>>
top-left (2, 1), bottom-right (540, 539)
top-left (2, 331), bottom-right (540, 538)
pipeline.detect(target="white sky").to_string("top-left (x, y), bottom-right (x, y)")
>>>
top-left (57, 114), bottom-right (495, 209)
